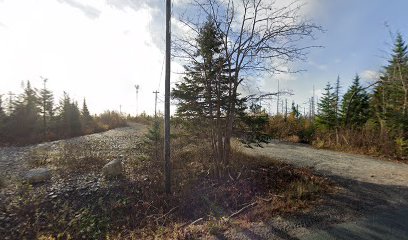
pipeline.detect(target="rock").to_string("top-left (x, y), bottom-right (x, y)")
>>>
top-left (102, 159), bottom-right (123, 178)
top-left (25, 168), bottom-right (51, 184)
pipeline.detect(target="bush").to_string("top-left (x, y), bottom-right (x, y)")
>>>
top-left (95, 111), bottom-right (127, 130)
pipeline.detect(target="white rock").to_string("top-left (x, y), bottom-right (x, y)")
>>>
top-left (102, 159), bottom-right (123, 178)
top-left (25, 168), bottom-right (51, 184)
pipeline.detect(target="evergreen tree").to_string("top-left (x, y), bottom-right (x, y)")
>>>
top-left (7, 81), bottom-right (41, 142)
top-left (372, 33), bottom-right (408, 136)
top-left (39, 79), bottom-right (54, 140)
top-left (82, 98), bottom-right (91, 119)
top-left (81, 98), bottom-right (95, 133)
top-left (173, 18), bottom-right (229, 120)
top-left (316, 82), bottom-right (337, 130)
top-left (58, 93), bottom-right (81, 137)
top-left (342, 74), bottom-right (370, 127)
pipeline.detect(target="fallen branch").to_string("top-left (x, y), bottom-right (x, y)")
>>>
top-left (257, 194), bottom-right (284, 202)
top-left (180, 217), bottom-right (204, 228)
top-left (227, 202), bottom-right (257, 220)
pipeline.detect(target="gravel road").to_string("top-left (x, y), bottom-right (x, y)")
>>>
top-left (0, 123), bottom-right (147, 185)
top-left (227, 140), bottom-right (408, 240)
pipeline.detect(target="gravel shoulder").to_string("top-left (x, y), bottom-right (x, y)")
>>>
top-left (229, 140), bottom-right (408, 240)
top-left (241, 140), bottom-right (408, 187)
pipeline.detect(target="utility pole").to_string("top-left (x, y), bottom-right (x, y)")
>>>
top-left (134, 84), bottom-right (139, 116)
top-left (153, 91), bottom-right (159, 118)
top-left (164, 0), bottom-right (171, 194)
top-left (119, 105), bottom-right (122, 114)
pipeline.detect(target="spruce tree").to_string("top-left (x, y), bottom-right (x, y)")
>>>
top-left (58, 93), bottom-right (81, 137)
top-left (81, 98), bottom-right (95, 133)
top-left (372, 33), bottom-right (408, 136)
top-left (172, 18), bottom-right (228, 120)
top-left (8, 81), bottom-right (41, 142)
top-left (39, 79), bottom-right (54, 140)
top-left (316, 82), bottom-right (337, 130)
top-left (342, 74), bottom-right (370, 127)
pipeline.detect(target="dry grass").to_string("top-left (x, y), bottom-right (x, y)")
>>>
top-left (1, 125), bottom-right (333, 239)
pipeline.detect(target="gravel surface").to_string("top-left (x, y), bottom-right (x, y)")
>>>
top-left (223, 140), bottom-right (408, 240)
top-left (2, 128), bottom-right (408, 239)
top-left (0, 123), bottom-right (147, 187)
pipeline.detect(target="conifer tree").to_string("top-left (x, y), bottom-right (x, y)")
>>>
top-left (81, 98), bottom-right (95, 133)
top-left (58, 93), bottom-right (81, 137)
top-left (342, 74), bottom-right (370, 127)
top-left (316, 82), bottom-right (337, 130)
top-left (39, 79), bottom-right (54, 140)
top-left (372, 33), bottom-right (408, 136)
top-left (8, 81), bottom-right (41, 142)
top-left (173, 18), bottom-right (228, 120)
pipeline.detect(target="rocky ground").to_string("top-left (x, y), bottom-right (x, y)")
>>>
top-left (0, 123), bottom-right (148, 239)
top-left (1, 124), bottom-right (407, 239)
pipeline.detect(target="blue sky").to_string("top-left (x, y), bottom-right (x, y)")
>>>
top-left (0, 0), bottom-right (407, 115)
top-left (280, 0), bottom-right (408, 113)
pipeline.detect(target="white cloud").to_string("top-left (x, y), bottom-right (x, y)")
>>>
top-left (360, 70), bottom-right (380, 81)
top-left (0, 0), bottom-right (179, 115)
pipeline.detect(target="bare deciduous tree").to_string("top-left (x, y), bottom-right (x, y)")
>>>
top-left (174, 0), bottom-right (322, 172)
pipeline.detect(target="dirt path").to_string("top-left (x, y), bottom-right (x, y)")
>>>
top-left (229, 141), bottom-right (408, 240)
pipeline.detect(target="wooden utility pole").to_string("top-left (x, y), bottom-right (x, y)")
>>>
top-left (164, 0), bottom-right (171, 194)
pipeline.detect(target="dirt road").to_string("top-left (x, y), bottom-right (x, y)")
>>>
top-left (230, 141), bottom-right (408, 240)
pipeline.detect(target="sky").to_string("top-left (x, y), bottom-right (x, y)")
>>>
top-left (0, 0), bottom-right (407, 115)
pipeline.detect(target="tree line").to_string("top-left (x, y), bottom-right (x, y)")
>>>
top-left (265, 33), bottom-right (408, 159)
top-left (0, 80), bottom-right (126, 145)
top-left (312, 33), bottom-right (408, 158)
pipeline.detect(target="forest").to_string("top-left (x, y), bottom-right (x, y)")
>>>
top-left (0, 80), bottom-right (127, 145)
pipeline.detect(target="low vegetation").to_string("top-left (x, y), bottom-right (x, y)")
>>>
top-left (0, 121), bottom-right (332, 239)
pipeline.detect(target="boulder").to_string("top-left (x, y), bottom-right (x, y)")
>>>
top-left (25, 168), bottom-right (51, 184)
top-left (102, 159), bottom-right (123, 178)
